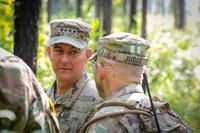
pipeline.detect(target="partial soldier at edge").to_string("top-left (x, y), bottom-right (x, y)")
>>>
top-left (0, 47), bottom-right (60, 133)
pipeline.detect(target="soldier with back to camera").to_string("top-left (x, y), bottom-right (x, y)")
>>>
top-left (82, 32), bottom-right (194, 133)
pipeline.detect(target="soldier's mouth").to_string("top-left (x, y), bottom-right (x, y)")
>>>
top-left (59, 68), bottom-right (72, 70)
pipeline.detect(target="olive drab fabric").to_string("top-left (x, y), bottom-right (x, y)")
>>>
top-left (0, 47), bottom-right (60, 133)
top-left (83, 84), bottom-right (194, 133)
top-left (45, 73), bottom-right (103, 133)
top-left (94, 32), bottom-right (150, 66)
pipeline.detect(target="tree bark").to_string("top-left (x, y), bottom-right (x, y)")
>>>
top-left (95, 0), bottom-right (101, 19)
top-left (95, 0), bottom-right (112, 36)
top-left (141, 0), bottom-right (147, 39)
top-left (76, 0), bottom-right (83, 17)
top-left (47, 0), bottom-right (52, 22)
top-left (95, 0), bottom-right (102, 40)
top-left (160, 0), bottom-right (165, 15)
top-left (129, 0), bottom-right (137, 32)
top-left (102, 0), bottom-right (112, 36)
top-left (123, 0), bottom-right (127, 13)
top-left (14, 0), bottom-right (41, 74)
top-left (174, 0), bottom-right (185, 29)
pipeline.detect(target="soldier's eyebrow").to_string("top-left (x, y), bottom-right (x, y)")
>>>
top-left (53, 45), bottom-right (62, 49)
top-left (69, 46), bottom-right (81, 50)
top-left (52, 45), bottom-right (81, 51)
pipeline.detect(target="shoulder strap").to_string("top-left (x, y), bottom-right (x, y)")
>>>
top-left (95, 101), bottom-right (137, 110)
top-left (81, 101), bottom-right (152, 133)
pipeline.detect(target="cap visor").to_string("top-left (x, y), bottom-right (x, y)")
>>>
top-left (48, 36), bottom-right (87, 49)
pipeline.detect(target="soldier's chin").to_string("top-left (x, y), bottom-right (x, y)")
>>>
top-left (57, 69), bottom-right (72, 73)
top-left (56, 74), bottom-right (73, 81)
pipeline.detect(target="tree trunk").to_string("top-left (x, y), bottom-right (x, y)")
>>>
top-left (141, 0), bottom-right (147, 39)
top-left (95, 0), bottom-right (112, 36)
top-left (95, 0), bottom-right (101, 19)
top-left (123, 0), bottom-right (127, 13)
top-left (14, 0), bottom-right (41, 74)
top-left (95, 0), bottom-right (102, 40)
top-left (47, 0), bottom-right (52, 22)
top-left (129, 0), bottom-right (137, 32)
top-left (102, 0), bottom-right (112, 36)
top-left (174, 0), bottom-right (185, 29)
top-left (160, 0), bottom-right (165, 15)
top-left (147, 0), bottom-right (152, 13)
top-left (76, 0), bottom-right (83, 17)
top-left (155, 0), bottom-right (160, 14)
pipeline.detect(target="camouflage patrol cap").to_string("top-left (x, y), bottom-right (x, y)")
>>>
top-left (48, 19), bottom-right (91, 49)
top-left (96, 32), bottom-right (150, 65)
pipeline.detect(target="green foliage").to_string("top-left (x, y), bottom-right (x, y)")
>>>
top-left (37, 44), bottom-right (55, 88)
top-left (0, 0), bottom-right (14, 52)
top-left (36, 1), bottom-right (55, 88)
top-left (0, 1), bottom-right (200, 132)
top-left (51, 0), bottom-right (76, 19)
top-left (147, 16), bottom-right (200, 131)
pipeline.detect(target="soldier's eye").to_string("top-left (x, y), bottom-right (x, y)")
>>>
top-left (69, 50), bottom-right (79, 56)
top-left (53, 48), bottom-right (63, 55)
top-left (67, 49), bottom-right (83, 58)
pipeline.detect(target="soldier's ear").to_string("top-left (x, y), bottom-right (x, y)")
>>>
top-left (85, 48), bottom-right (92, 59)
top-left (46, 47), bottom-right (51, 58)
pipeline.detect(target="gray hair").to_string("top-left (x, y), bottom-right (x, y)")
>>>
top-left (97, 56), bottom-right (144, 83)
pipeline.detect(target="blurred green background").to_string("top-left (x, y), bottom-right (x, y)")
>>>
top-left (0, 0), bottom-right (200, 132)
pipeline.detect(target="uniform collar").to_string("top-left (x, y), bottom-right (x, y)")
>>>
top-left (110, 84), bottom-right (144, 99)
top-left (50, 71), bottom-right (90, 108)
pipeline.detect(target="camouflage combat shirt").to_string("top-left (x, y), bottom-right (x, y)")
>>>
top-left (45, 73), bottom-right (102, 133)
top-left (0, 48), bottom-right (60, 133)
top-left (84, 84), bottom-right (194, 133)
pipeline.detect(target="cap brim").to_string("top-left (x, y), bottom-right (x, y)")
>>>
top-left (48, 36), bottom-right (87, 49)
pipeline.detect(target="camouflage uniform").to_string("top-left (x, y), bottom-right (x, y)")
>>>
top-left (45, 19), bottom-right (103, 133)
top-left (82, 32), bottom-right (194, 133)
top-left (0, 47), bottom-right (60, 133)
top-left (84, 84), bottom-right (193, 133)
top-left (45, 73), bottom-right (102, 133)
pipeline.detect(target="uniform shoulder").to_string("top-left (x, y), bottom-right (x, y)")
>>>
top-left (81, 102), bottom-right (146, 133)
top-left (81, 79), bottom-right (99, 97)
